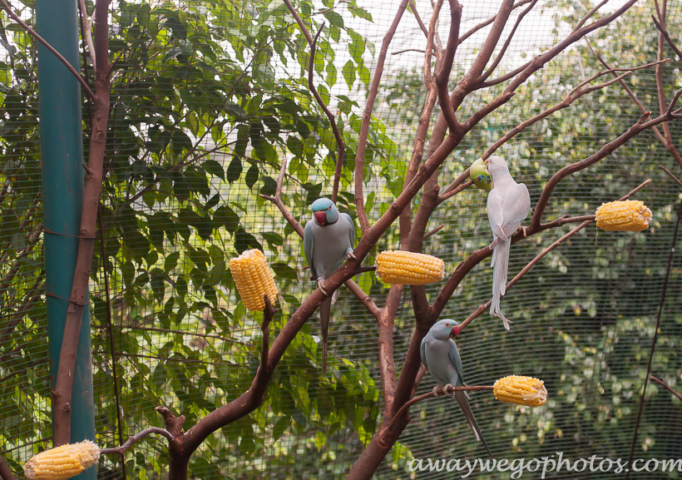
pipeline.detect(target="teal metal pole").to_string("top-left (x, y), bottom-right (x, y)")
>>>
top-left (36, 0), bottom-right (96, 477)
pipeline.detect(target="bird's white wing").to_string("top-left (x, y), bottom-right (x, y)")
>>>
top-left (487, 188), bottom-right (505, 236)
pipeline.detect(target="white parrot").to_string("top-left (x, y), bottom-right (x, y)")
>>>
top-left (485, 156), bottom-right (531, 330)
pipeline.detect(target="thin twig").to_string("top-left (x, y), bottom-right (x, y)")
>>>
top-left (385, 385), bottom-right (494, 435)
top-left (0, 0), bottom-right (94, 98)
top-left (651, 14), bottom-right (682, 60)
top-left (573, 0), bottom-right (610, 31)
top-left (659, 164), bottom-right (682, 188)
top-left (424, 224), bottom-right (445, 239)
top-left (278, 6), bottom-right (346, 203)
top-left (98, 206), bottom-right (126, 466)
top-left (457, 0), bottom-right (533, 45)
top-left (260, 156), bottom-right (305, 238)
top-left (480, 0), bottom-right (539, 82)
top-left (100, 427), bottom-right (174, 455)
top-left (78, 0), bottom-right (96, 71)
top-left (352, 0), bottom-right (411, 233)
top-left (584, 39), bottom-right (671, 155)
top-left (650, 375), bottom-right (682, 402)
top-left (437, 180), bottom-right (472, 204)
top-left (625, 195), bottom-right (682, 480)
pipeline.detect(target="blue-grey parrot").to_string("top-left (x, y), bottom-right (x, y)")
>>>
top-left (304, 198), bottom-right (355, 374)
top-left (486, 156), bottom-right (530, 330)
top-left (421, 319), bottom-right (492, 457)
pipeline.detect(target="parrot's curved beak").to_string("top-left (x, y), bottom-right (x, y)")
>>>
top-left (449, 325), bottom-right (461, 338)
top-left (314, 211), bottom-right (327, 226)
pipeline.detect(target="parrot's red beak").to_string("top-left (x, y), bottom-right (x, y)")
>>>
top-left (314, 211), bottom-right (327, 226)
top-left (449, 326), bottom-right (461, 338)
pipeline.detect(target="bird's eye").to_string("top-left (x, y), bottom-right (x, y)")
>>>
top-left (445, 323), bottom-right (450, 327)
top-left (328, 206), bottom-right (332, 210)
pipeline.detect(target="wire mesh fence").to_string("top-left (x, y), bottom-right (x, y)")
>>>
top-left (1, 0), bottom-right (682, 479)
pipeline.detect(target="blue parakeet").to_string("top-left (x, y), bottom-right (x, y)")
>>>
top-left (304, 198), bottom-right (355, 374)
top-left (421, 319), bottom-right (492, 457)
top-left (486, 156), bottom-right (530, 330)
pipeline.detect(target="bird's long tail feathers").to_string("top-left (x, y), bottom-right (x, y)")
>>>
top-left (455, 391), bottom-right (493, 458)
top-left (319, 297), bottom-right (332, 375)
top-left (490, 238), bottom-right (512, 330)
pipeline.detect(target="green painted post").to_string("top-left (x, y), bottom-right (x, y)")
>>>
top-left (36, 0), bottom-right (96, 476)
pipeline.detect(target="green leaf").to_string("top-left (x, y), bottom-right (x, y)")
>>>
top-left (273, 416), bottom-right (290, 442)
top-left (214, 205), bottom-right (240, 233)
top-left (326, 62), bottom-right (337, 87)
top-left (164, 252), bottom-right (180, 272)
top-left (323, 10), bottom-right (344, 28)
top-left (271, 262), bottom-right (298, 280)
top-left (203, 159), bottom-right (224, 179)
top-left (245, 164), bottom-right (259, 189)
top-left (227, 156), bottom-right (243, 183)
top-left (342, 60), bottom-right (356, 90)
top-left (358, 62), bottom-right (370, 85)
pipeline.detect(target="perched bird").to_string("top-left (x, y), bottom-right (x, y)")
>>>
top-left (304, 198), bottom-right (356, 374)
top-left (421, 319), bottom-right (492, 457)
top-left (486, 156), bottom-right (531, 330)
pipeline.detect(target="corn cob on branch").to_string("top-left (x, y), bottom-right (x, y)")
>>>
top-left (229, 249), bottom-right (278, 312)
top-left (494, 376), bottom-right (547, 407)
top-left (24, 441), bottom-right (100, 480)
top-left (596, 200), bottom-right (652, 232)
top-left (376, 251), bottom-right (445, 285)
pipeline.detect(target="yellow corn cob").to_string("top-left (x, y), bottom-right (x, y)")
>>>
top-left (24, 441), bottom-right (100, 480)
top-left (494, 375), bottom-right (547, 407)
top-left (375, 250), bottom-right (445, 285)
top-left (596, 200), bottom-right (652, 232)
top-left (229, 249), bottom-right (278, 311)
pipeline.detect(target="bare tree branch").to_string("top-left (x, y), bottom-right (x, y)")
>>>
top-left (354, 0), bottom-right (410, 233)
top-left (424, 223), bottom-right (445, 239)
top-left (0, 455), bottom-right (16, 480)
top-left (344, 280), bottom-right (381, 319)
top-left (584, 39), bottom-right (670, 151)
top-left (100, 427), bottom-right (174, 455)
top-left (659, 164), bottom-right (682, 188)
top-left (0, 0), bottom-right (94, 98)
top-left (77, 0), bottom-right (96, 71)
top-left (434, 0), bottom-right (463, 135)
top-left (651, 12), bottom-right (682, 60)
top-left (260, 156), bottom-right (305, 238)
top-left (480, 0), bottom-right (539, 82)
top-left (457, 0), bottom-right (533, 45)
top-left (573, 0), bottom-right (610, 32)
top-left (650, 375), bottom-right (682, 402)
top-left (279, 6), bottom-right (346, 203)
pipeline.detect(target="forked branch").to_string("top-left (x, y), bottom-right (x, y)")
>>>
top-left (280, 2), bottom-right (347, 203)
top-left (0, 0), bottom-right (95, 98)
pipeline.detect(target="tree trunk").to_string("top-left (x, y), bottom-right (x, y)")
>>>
top-left (52, 0), bottom-right (110, 445)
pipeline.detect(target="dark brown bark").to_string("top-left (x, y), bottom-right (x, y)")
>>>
top-left (0, 455), bottom-right (16, 480)
top-left (354, 0), bottom-right (410, 233)
top-left (52, 0), bottom-right (110, 446)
